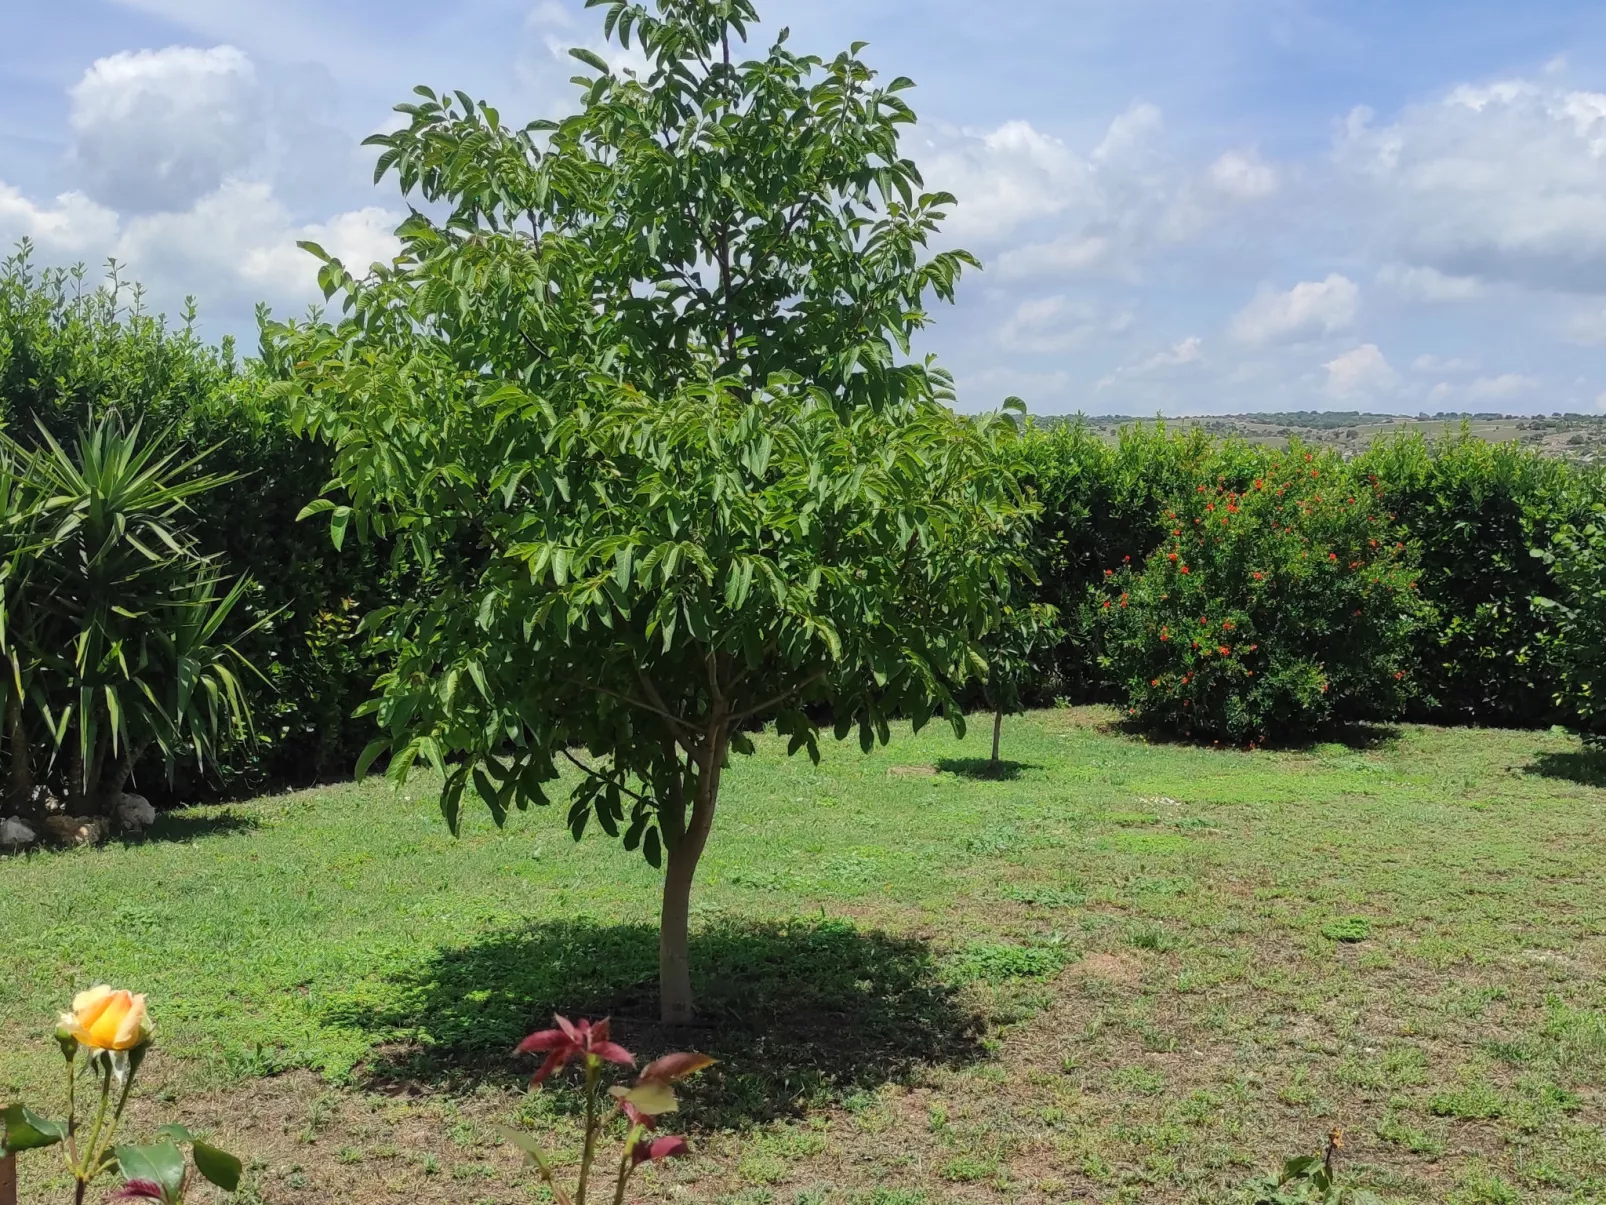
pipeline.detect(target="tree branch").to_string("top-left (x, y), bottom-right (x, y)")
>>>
top-left (560, 748), bottom-right (653, 809)
top-left (734, 669), bottom-right (828, 723)
top-left (558, 675), bottom-right (697, 739)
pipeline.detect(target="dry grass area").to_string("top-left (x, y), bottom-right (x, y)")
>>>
top-left (5, 708), bottom-right (1606, 1203)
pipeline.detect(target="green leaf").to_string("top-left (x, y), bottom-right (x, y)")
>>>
top-left (1, 1104), bottom-right (67, 1152)
top-left (192, 1139), bottom-right (243, 1191)
top-left (114, 1141), bottom-right (187, 1199)
top-left (354, 739), bottom-right (390, 782)
top-left (569, 47), bottom-right (610, 73)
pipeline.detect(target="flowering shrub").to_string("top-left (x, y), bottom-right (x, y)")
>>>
top-left (0, 987), bottom-right (241, 1204)
top-left (502, 1014), bottom-right (712, 1205)
top-left (1099, 447), bottom-right (1431, 742)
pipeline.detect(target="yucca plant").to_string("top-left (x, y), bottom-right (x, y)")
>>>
top-left (1, 416), bottom-right (266, 816)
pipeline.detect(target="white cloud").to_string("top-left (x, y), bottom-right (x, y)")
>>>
top-left (1097, 337), bottom-right (1204, 390)
top-left (1337, 80), bottom-right (1606, 292)
top-left (69, 45), bottom-right (265, 213)
top-left (995, 295), bottom-right (1136, 354)
top-left (924, 120), bottom-right (1094, 244)
top-left (1377, 263), bottom-right (1485, 302)
top-left (1324, 344), bottom-right (1397, 397)
top-left (115, 180), bottom-right (400, 307)
top-left (1567, 308), bottom-right (1606, 345)
top-left (1466, 373), bottom-right (1541, 402)
top-left (1411, 354), bottom-right (1480, 374)
top-left (926, 106), bottom-right (1277, 282)
top-left (1207, 150), bottom-right (1279, 200)
top-left (0, 184), bottom-right (120, 254)
top-left (1230, 274), bottom-right (1359, 345)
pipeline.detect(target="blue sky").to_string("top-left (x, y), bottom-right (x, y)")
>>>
top-left (5, 0), bottom-right (1606, 416)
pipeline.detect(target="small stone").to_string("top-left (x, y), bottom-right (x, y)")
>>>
top-left (0, 816), bottom-right (37, 851)
top-left (115, 793), bottom-right (156, 833)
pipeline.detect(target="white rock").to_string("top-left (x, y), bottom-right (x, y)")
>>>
top-left (0, 816), bottom-right (37, 850)
top-left (115, 793), bottom-right (156, 833)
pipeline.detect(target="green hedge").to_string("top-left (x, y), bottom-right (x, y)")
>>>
top-left (0, 246), bottom-right (383, 795)
top-left (1354, 433), bottom-right (1599, 727)
top-left (1024, 419), bottom-right (1604, 732)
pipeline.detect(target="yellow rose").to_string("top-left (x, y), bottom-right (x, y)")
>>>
top-left (59, 986), bottom-right (151, 1051)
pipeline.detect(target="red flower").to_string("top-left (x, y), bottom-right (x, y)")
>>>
top-left (515, 1015), bottom-right (635, 1085)
top-left (1254, 479), bottom-right (1264, 490)
top-left (1252, 571), bottom-right (1264, 581)
top-left (1168, 552), bottom-right (1178, 562)
top-left (1180, 565), bottom-right (1191, 574)
top-left (634, 1135), bottom-right (691, 1167)
top-left (1328, 552), bottom-right (1338, 562)
top-left (1105, 569), bottom-right (1113, 577)
top-left (1218, 646), bottom-right (1231, 656)
top-left (1102, 600), bottom-right (1111, 609)
top-left (1395, 671), bottom-right (1406, 680)
top-left (1151, 678), bottom-right (1161, 687)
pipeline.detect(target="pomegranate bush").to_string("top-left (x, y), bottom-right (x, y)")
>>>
top-left (1099, 447), bottom-right (1431, 743)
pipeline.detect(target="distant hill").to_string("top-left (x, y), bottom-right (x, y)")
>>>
top-left (1032, 411), bottom-right (1606, 462)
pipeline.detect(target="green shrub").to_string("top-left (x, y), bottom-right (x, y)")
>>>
top-left (1098, 444), bottom-right (1429, 742)
top-left (1356, 431), bottom-right (1600, 727)
top-left (1536, 511), bottom-right (1606, 741)
top-left (0, 243), bottom-right (387, 793)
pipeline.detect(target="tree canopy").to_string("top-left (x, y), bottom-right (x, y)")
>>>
top-left (275, 0), bottom-right (1037, 1021)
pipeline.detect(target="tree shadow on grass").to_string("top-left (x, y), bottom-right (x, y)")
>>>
top-left (325, 917), bottom-right (987, 1129)
top-left (936, 758), bottom-right (1039, 781)
top-left (132, 809), bottom-right (262, 845)
top-left (1525, 750), bottom-right (1606, 788)
top-left (1106, 718), bottom-right (1402, 753)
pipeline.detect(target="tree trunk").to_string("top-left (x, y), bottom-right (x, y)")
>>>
top-left (659, 730), bottom-right (726, 1026)
top-left (0, 1151), bottom-right (16, 1205)
top-left (991, 708), bottom-right (1003, 774)
top-left (5, 688), bottom-right (32, 816)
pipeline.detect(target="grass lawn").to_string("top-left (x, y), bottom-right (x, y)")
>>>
top-left (4, 707), bottom-right (1606, 1203)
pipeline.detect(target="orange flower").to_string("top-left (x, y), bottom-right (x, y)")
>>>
top-left (60, 986), bottom-right (151, 1052)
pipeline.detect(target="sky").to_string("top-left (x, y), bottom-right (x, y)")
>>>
top-left (4, 1), bottom-right (1606, 416)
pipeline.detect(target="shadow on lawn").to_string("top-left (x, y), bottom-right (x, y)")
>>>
top-left (1107, 718), bottom-right (1402, 752)
top-left (132, 809), bottom-right (262, 845)
top-left (936, 757), bottom-right (1039, 781)
top-left (1525, 749), bottom-right (1606, 788)
top-left (328, 917), bottom-right (986, 1128)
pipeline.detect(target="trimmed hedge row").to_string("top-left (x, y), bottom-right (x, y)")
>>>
top-left (1024, 420), bottom-right (1605, 732)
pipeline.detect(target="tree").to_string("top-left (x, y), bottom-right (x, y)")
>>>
top-left (276, 0), bottom-right (1036, 1022)
top-left (979, 600), bottom-right (1058, 774)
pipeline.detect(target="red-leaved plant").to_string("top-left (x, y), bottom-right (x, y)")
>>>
top-left (501, 1015), bottom-right (713, 1205)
